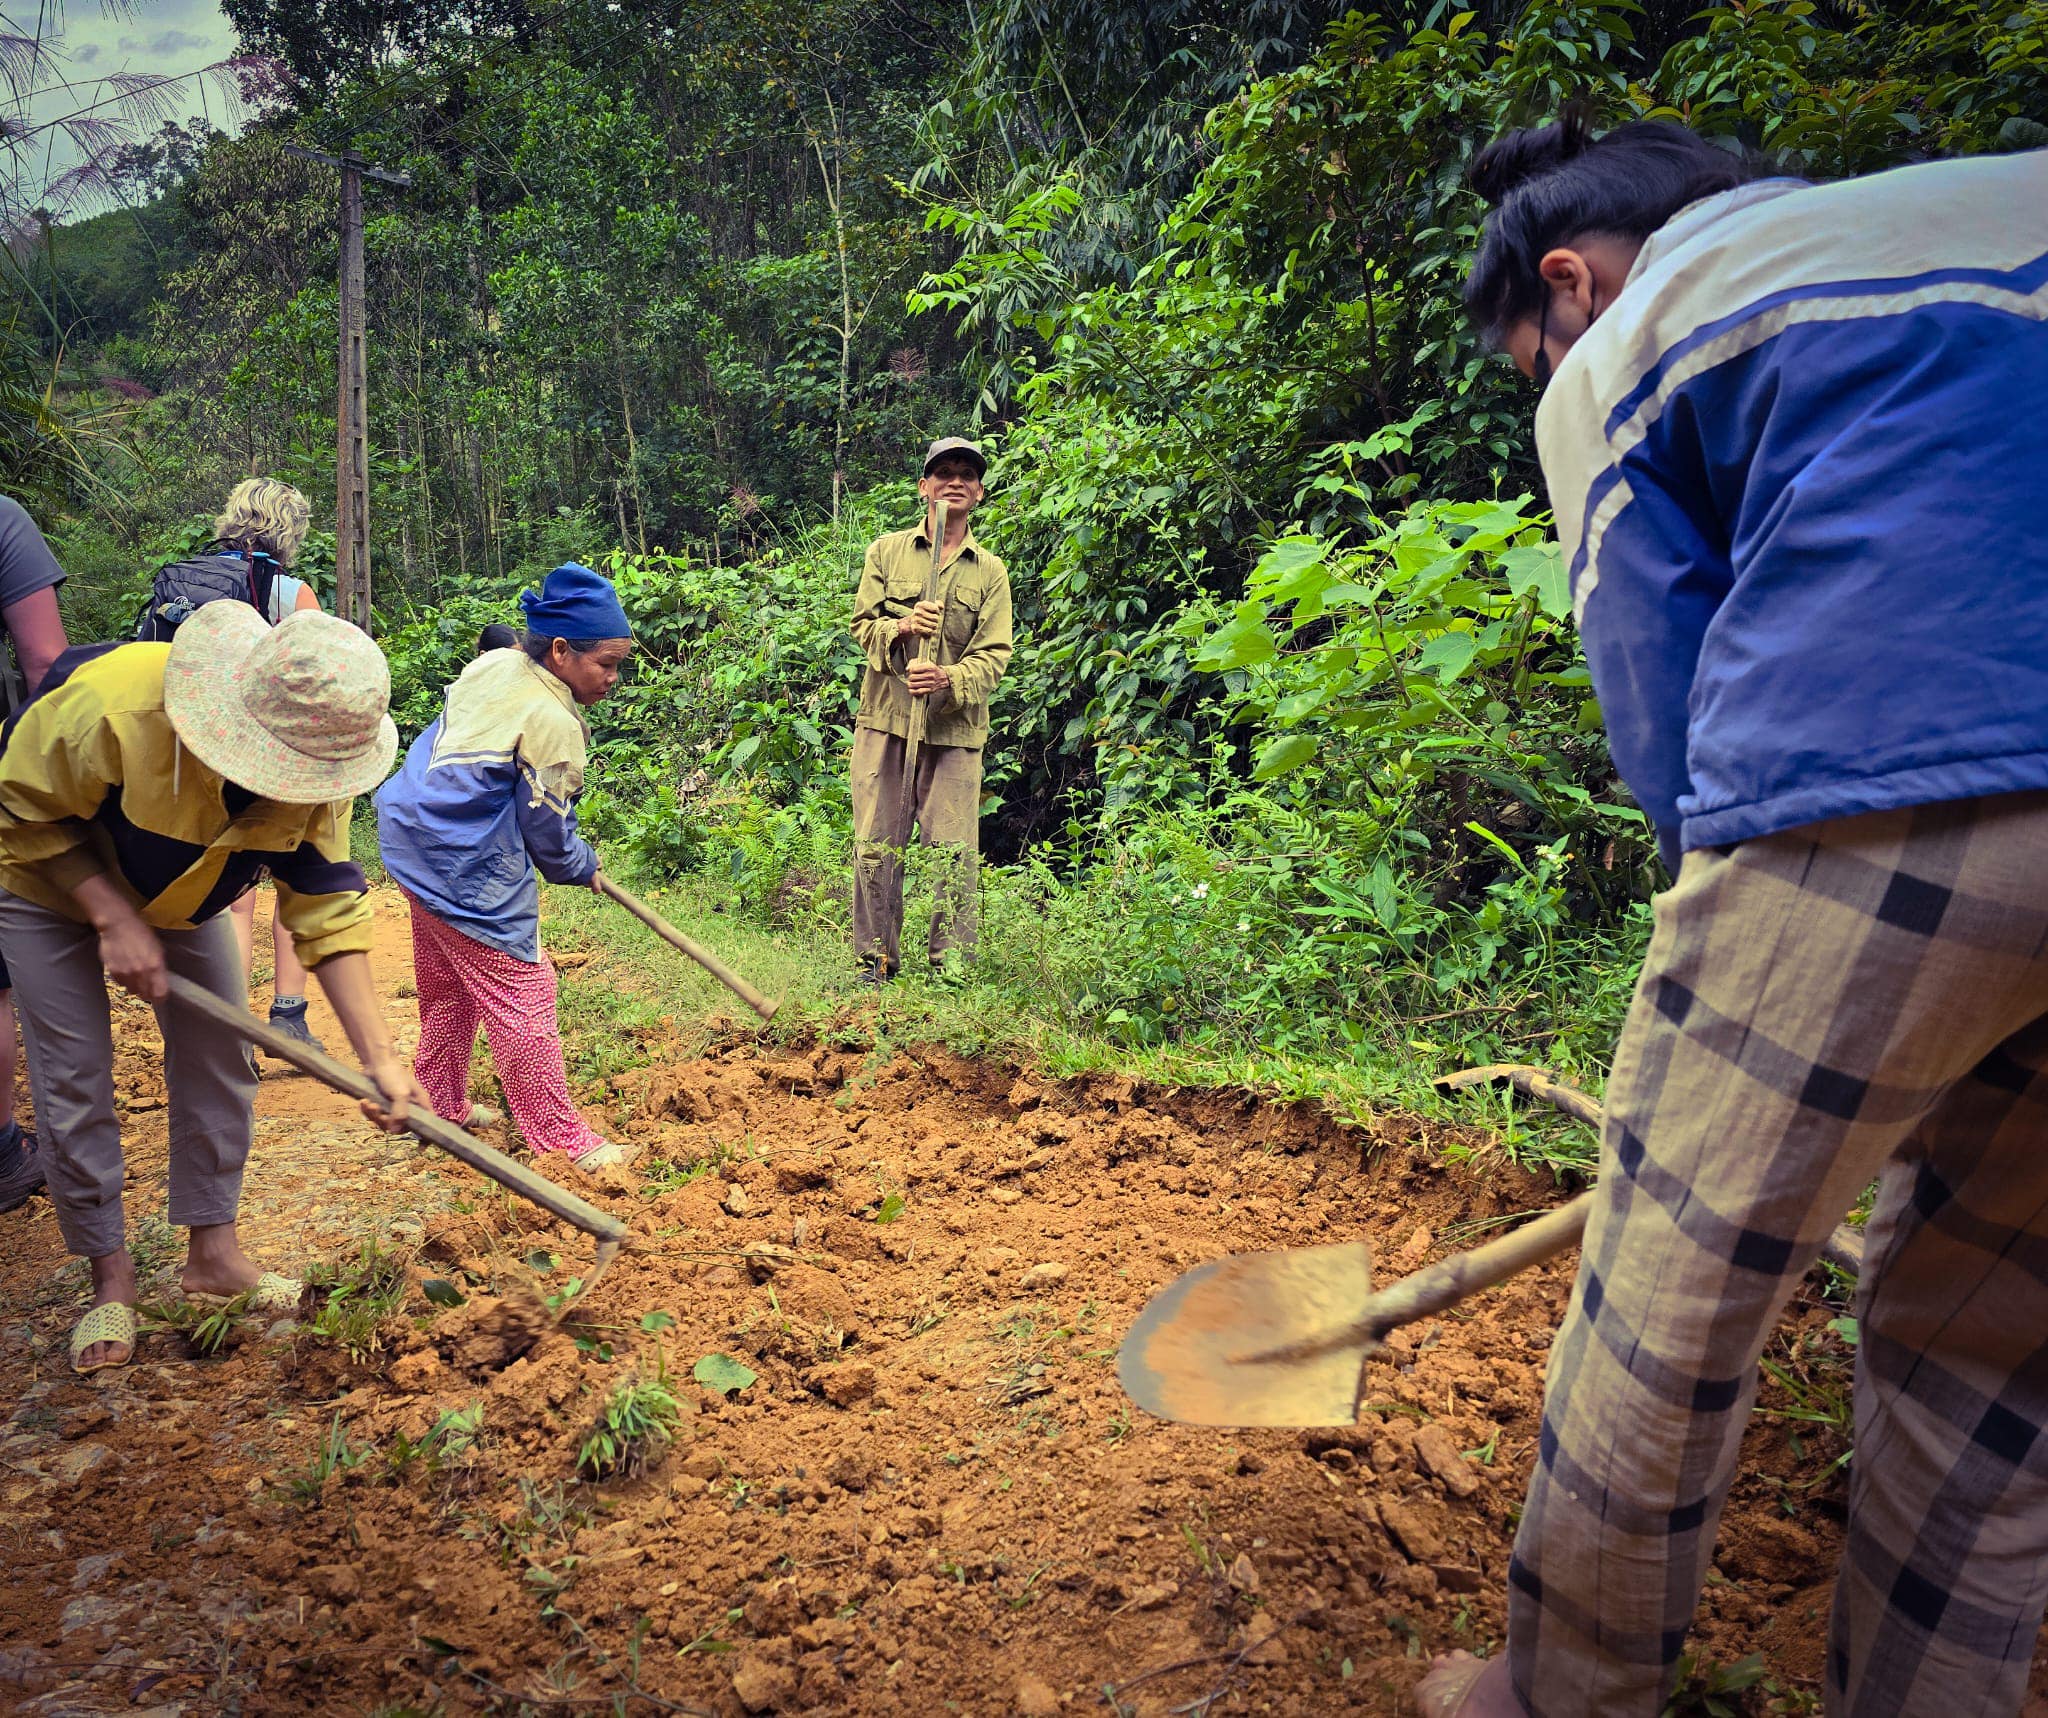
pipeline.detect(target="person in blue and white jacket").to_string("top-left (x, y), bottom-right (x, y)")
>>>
top-left (1419, 121), bottom-right (2048, 1718)
top-left (376, 563), bottom-right (636, 1175)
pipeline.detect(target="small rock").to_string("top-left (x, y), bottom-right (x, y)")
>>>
top-left (702, 1265), bottom-right (742, 1289)
top-left (57, 1594), bottom-right (129, 1636)
top-left (1413, 1422), bottom-right (1484, 1498)
top-left (991, 1188), bottom-right (1023, 1206)
top-left (388, 1212), bottom-right (425, 1244)
top-left (723, 1184), bottom-right (753, 1218)
top-left (46, 1444), bottom-right (109, 1488)
top-left (730, 1657), bottom-right (797, 1714)
top-left (1431, 1562), bottom-right (1485, 1594)
top-left (69, 1554), bottom-right (114, 1591)
top-left (1018, 1261), bottom-right (1068, 1291)
top-left (1397, 1225), bottom-right (1432, 1265)
top-left (1129, 1581), bottom-right (1177, 1611)
top-left (1226, 1553), bottom-right (1259, 1593)
top-left (1015, 1674), bottom-right (1060, 1717)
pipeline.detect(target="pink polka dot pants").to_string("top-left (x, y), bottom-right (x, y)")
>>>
top-left (406, 897), bottom-right (604, 1160)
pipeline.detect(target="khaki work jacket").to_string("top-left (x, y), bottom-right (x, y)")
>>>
top-left (850, 524), bottom-right (1013, 749)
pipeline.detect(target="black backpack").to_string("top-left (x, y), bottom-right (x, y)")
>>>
top-left (134, 543), bottom-right (281, 642)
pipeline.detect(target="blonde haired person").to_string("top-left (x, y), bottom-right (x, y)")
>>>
top-left (206, 481), bottom-right (331, 1053)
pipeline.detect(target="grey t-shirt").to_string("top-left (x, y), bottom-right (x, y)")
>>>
top-left (0, 495), bottom-right (65, 612)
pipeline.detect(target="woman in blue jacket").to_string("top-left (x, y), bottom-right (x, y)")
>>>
top-left (376, 564), bottom-right (634, 1173)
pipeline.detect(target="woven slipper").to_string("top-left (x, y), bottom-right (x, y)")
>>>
top-left (70, 1301), bottom-right (138, 1374)
top-left (569, 1139), bottom-right (640, 1173)
top-left (183, 1271), bottom-right (305, 1315)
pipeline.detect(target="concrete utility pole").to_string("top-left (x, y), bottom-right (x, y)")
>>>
top-left (284, 144), bottom-right (413, 633)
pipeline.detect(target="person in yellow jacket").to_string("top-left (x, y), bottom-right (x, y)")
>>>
top-left (0, 603), bottom-right (427, 1372)
top-left (847, 437), bottom-right (1013, 982)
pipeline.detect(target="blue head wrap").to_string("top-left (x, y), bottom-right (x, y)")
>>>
top-left (518, 562), bottom-right (632, 642)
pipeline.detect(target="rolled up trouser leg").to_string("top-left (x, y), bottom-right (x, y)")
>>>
top-left (0, 889), bottom-right (125, 1258)
top-left (151, 913), bottom-right (257, 1231)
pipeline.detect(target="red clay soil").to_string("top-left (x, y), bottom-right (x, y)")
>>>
top-left (1, 902), bottom-right (2042, 1715)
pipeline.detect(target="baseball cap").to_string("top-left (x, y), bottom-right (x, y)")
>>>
top-left (921, 437), bottom-right (987, 477)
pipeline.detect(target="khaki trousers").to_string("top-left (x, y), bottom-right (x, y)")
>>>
top-left (0, 889), bottom-right (257, 1258)
top-left (850, 726), bottom-right (981, 973)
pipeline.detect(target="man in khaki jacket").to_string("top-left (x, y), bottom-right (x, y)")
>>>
top-left (848, 437), bottom-right (1013, 982)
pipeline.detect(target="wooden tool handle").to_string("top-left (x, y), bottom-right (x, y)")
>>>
top-left (1364, 1194), bottom-right (1592, 1335)
top-left (164, 973), bottom-right (627, 1246)
top-left (596, 876), bottom-right (780, 1022)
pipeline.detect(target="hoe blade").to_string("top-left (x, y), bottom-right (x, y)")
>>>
top-left (1117, 1240), bottom-right (1377, 1428)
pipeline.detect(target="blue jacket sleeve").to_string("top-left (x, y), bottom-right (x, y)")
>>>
top-left (1574, 447), bottom-right (1734, 874)
top-left (514, 758), bottom-right (599, 885)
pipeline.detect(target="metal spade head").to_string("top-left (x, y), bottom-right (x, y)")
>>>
top-left (1117, 1239), bottom-right (1379, 1428)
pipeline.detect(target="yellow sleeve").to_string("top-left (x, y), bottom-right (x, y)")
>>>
top-left (269, 801), bottom-right (374, 968)
top-left (0, 689), bottom-right (114, 896)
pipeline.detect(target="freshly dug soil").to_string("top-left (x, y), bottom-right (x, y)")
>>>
top-left (0, 898), bottom-right (2037, 1715)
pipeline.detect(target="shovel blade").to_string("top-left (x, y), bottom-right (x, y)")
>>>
top-left (1117, 1240), bottom-right (1378, 1428)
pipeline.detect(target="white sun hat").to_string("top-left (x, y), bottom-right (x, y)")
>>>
top-left (162, 602), bottom-right (399, 803)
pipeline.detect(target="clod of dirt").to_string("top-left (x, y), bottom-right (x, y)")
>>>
top-left (724, 1183), bottom-right (753, 1217)
top-left (1376, 1498), bottom-right (1446, 1563)
top-left (812, 1361), bottom-right (876, 1406)
top-left (434, 1294), bottom-right (548, 1376)
top-left (1015, 1674), bottom-right (1059, 1716)
top-left (731, 1656), bottom-right (796, 1713)
top-left (1018, 1261), bottom-right (1068, 1290)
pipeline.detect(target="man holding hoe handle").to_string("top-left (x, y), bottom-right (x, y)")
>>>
top-left (848, 437), bottom-right (1013, 985)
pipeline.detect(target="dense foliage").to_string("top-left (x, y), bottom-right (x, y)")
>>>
top-left (11, 0), bottom-right (2045, 1078)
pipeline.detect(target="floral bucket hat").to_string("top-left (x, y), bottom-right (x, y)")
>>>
top-left (163, 602), bottom-right (399, 803)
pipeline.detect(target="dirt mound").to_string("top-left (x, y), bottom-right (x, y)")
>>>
top-left (0, 1030), bottom-right (1924, 1715)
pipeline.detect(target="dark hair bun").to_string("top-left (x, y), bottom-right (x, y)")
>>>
top-left (1468, 102), bottom-right (1594, 206)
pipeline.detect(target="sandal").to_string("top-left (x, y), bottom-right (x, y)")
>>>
top-left (183, 1271), bottom-right (305, 1315)
top-left (70, 1301), bottom-right (138, 1374)
top-left (570, 1140), bottom-right (640, 1173)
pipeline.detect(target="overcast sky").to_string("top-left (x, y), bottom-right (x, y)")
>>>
top-left (58, 0), bottom-right (238, 84)
top-left (13, 0), bottom-right (245, 215)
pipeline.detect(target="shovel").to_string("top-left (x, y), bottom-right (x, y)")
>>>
top-left (1117, 1193), bottom-right (1589, 1428)
top-left (1118, 1061), bottom-right (1869, 1428)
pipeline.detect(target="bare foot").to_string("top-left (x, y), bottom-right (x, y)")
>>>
top-left (178, 1221), bottom-right (262, 1299)
top-left (1415, 1652), bottom-right (1522, 1717)
top-left (79, 1248), bottom-right (138, 1369)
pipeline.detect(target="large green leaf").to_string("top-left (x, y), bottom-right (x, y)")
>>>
top-left (692, 1353), bottom-right (758, 1397)
top-left (1498, 543), bottom-right (1571, 618)
top-left (1252, 732), bottom-right (1318, 779)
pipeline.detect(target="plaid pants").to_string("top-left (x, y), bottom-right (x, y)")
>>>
top-left (1510, 794), bottom-right (2048, 1716)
